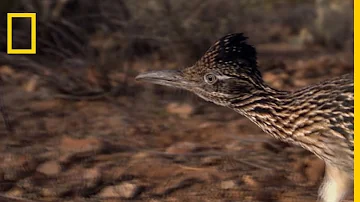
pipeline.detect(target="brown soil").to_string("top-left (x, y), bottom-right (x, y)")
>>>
top-left (0, 46), bottom-right (353, 202)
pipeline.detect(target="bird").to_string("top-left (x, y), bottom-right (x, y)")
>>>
top-left (135, 33), bottom-right (354, 202)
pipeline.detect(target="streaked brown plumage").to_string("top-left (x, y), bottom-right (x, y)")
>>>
top-left (136, 33), bottom-right (354, 202)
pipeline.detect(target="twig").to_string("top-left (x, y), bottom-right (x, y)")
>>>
top-left (0, 194), bottom-right (37, 202)
top-left (233, 157), bottom-right (273, 171)
top-left (53, 92), bottom-right (111, 101)
top-left (0, 91), bottom-right (12, 133)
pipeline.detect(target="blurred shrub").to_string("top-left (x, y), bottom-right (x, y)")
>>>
top-left (0, 0), bottom-right (353, 97)
top-left (299, 0), bottom-right (353, 49)
top-left (0, 0), bottom-right (325, 63)
top-left (0, 0), bottom-right (353, 64)
top-left (314, 0), bottom-right (353, 49)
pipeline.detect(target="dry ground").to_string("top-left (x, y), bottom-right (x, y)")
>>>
top-left (0, 45), bottom-right (353, 202)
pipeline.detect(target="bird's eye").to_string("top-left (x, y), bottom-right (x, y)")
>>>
top-left (204, 73), bottom-right (218, 84)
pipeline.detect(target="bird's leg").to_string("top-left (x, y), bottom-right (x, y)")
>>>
top-left (318, 164), bottom-right (353, 202)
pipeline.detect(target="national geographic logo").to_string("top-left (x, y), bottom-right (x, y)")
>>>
top-left (7, 13), bottom-right (36, 54)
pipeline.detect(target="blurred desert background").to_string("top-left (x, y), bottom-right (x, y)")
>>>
top-left (0, 0), bottom-right (354, 201)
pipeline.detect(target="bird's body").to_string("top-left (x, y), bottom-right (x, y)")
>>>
top-left (136, 33), bottom-right (354, 202)
top-left (231, 73), bottom-right (354, 173)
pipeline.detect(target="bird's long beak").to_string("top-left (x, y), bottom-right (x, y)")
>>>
top-left (136, 70), bottom-right (188, 89)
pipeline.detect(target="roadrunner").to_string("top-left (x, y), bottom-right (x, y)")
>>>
top-left (136, 33), bottom-right (354, 202)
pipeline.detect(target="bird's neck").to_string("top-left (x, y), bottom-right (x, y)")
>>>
top-left (229, 86), bottom-right (297, 141)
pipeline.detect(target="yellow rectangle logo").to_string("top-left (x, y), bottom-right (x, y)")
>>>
top-left (7, 13), bottom-right (36, 54)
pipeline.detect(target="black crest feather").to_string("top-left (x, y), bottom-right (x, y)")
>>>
top-left (197, 33), bottom-right (260, 78)
top-left (206, 33), bottom-right (257, 66)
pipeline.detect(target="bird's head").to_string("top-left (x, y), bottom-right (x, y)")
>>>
top-left (136, 33), bottom-right (265, 106)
